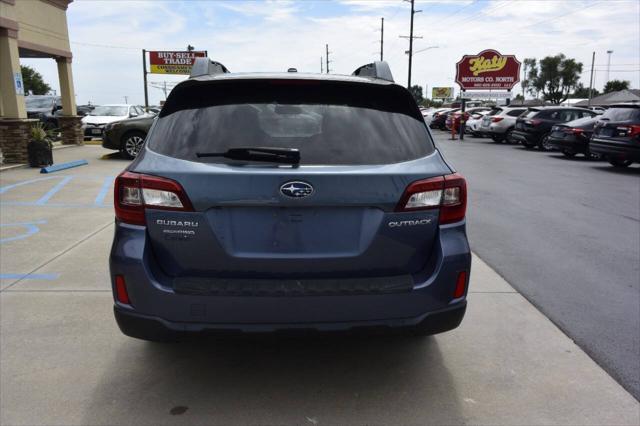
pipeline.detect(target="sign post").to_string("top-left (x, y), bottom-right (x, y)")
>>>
top-left (142, 50), bottom-right (208, 109)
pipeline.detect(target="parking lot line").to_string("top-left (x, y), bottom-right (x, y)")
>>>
top-left (94, 176), bottom-right (115, 207)
top-left (34, 176), bottom-right (74, 205)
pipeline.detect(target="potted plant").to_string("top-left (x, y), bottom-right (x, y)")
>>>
top-left (27, 122), bottom-right (54, 167)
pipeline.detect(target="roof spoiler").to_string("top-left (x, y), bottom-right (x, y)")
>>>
top-left (351, 61), bottom-right (394, 82)
top-left (190, 57), bottom-right (230, 78)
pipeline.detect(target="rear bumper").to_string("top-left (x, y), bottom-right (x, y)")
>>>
top-left (109, 221), bottom-right (471, 333)
top-left (114, 301), bottom-right (466, 337)
top-left (511, 130), bottom-right (540, 144)
top-left (547, 136), bottom-right (587, 152)
top-left (590, 138), bottom-right (640, 161)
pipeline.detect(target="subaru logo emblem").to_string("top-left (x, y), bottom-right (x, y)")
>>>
top-left (280, 181), bottom-right (313, 198)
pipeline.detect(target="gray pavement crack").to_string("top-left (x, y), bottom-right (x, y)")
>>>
top-left (1, 220), bottom-right (113, 292)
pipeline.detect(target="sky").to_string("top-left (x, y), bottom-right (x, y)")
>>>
top-left (22, 0), bottom-right (640, 106)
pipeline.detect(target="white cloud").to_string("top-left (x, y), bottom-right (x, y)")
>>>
top-left (21, 0), bottom-right (639, 106)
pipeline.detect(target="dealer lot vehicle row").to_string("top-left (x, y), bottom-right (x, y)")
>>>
top-left (425, 103), bottom-right (640, 168)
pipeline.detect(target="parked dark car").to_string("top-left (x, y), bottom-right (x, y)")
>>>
top-left (76, 104), bottom-right (95, 117)
top-left (25, 95), bottom-right (62, 130)
top-left (547, 116), bottom-right (600, 159)
top-left (590, 104), bottom-right (640, 167)
top-left (102, 114), bottom-right (156, 159)
top-left (512, 107), bottom-right (597, 150)
top-left (430, 108), bottom-right (458, 130)
top-left (110, 59), bottom-right (471, 341)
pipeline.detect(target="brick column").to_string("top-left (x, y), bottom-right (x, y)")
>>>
top-left (0, 119), bottom-right (38, 164)
top-left (58, 115), bottom-right (83, 145)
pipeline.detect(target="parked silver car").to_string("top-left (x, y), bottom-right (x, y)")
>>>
top-left (480, 106), bottom-right (527, 143)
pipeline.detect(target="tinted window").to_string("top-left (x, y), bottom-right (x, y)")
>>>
top-left (600, 107), bottom-right (640, 122)
top-left (524, 109), bottom-right (540, 118)
top-left (149, 80), bottom-right (434, 166)
top-left (565, 116), bottom-right (596, 129)
top-left (506, 109), bottom-right (525, 117)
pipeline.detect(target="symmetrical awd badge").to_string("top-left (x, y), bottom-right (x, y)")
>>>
top-left (280, 181), bottom-right (314, 198)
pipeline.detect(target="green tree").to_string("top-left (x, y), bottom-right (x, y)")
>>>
top-left (571, 83), bottom-right (600, 98)
top-left (409, 85), bottom-right (424, 104)
top-left (21, 65), bottom-right (51, 95)
top-left (603, 79), bottom-right (630, 94)
top-left (526, 54), bottom-right (583, 104)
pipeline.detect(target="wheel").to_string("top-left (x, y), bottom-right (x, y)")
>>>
top-left (521, 139), bottom-right (536, 149)
top-left (505, 128), bottom-right (516, 144)
top-left (562, 150), bottom-right (576, 158)
top-left (491, 134), bottom-right (505, 143)
top-left (608, 158), bottom-right (632, 168)
top-left (121, 131), bottom-right (146, 159)
top-left (539, 133), bottom-right (554, 151)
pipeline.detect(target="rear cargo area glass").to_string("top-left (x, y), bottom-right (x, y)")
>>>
top-left (148, 80), bottom-right (434, 165)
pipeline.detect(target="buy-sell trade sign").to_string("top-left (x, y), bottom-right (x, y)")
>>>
top-left (455, 49), bottom-right (520, 90)
top-left (149, 51), bottom-right (207, 75)
top-left (432, 87), bottom-right (453, 99)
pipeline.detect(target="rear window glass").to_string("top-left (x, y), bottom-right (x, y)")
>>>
top-left (486, 108), bottom-right (503, 116)
top-left (507, 109), bottom-right (525, 117)
top-left (523, 109), bottom-right (540, 118)
top-left (600, 107), bottom-right (640, 122)
top-left (149, 80), bottom-right (434, 165)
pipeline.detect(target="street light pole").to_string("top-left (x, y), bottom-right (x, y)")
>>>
top-left (606, 50), bottom-right (613, 83)
top-left (380, 17), bottom-right (384, 61)
top-left (588, 51), bottom-right (596, 107)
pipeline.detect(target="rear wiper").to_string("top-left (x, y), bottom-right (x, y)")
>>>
top-left (196, 147), bottom-right (300, 164)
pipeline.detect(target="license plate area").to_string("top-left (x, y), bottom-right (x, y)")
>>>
top-left (91, 128), bottom-right (102, 135)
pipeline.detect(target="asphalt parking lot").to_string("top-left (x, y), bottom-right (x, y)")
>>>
top-left (1, 145), bottom-right (639, 425)
top-left (434, 130), bottom-right (640, 400)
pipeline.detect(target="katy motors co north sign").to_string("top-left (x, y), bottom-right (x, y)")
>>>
top-left (455, 49), bottom-right (521, 90)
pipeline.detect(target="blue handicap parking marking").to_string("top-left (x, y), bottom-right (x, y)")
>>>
top-left (0, 220), bottom-right (47, 244)
top-left (0, 174), bottom-right (115, 208)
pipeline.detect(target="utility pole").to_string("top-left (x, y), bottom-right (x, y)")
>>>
top-left (522, 62), bottom-right (527, 100)
top-left (380, 17), bottom-right (384, 61)
top-left (588, 51), bottom-right (596, 107)
top-left (142, 49), bottom-right (149, 109)
top-left (123, 96), bottom-right (128, 104)
top-left (606, 50), bottom-right (613, 83)
top-left (325, 44), bottom-right (331, 74)
top-left (321, 56), bottom-right (323, 73)
top-left (400, 0), bottom-right (422, 89)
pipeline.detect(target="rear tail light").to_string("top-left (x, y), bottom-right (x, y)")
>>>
top-left (395, 173), bottom-right (467, 224)
top-left (617, 125), bottom-right (640, 138)
top-left (114, 171), bottom-right (194, 225)
top-left (115, 275), bottom-right (131, 305)
top-left (566, 128), bottom-right (584, 135)
top-left (491, 117), bottom-right (504, 123)
top-left (530, 119), bottom-right (542, 126)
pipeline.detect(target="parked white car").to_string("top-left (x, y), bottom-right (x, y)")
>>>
top-left (81, 104), bottom-right (148, 140)
top-left (480, 106), bottom-right (528, 142)
top-left (466, 111), bottom-right (490, 136)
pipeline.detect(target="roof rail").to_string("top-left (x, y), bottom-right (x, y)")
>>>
top-left (351, 61), bottom-right (394, 82)
top-left (190, 57), bottom-right (230, 78)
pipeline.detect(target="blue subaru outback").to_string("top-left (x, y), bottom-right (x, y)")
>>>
top-left (110, 59), bottom-right (471, 341)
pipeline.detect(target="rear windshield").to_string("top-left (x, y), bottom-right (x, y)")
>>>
top-left (148, 80), bottom-right (434, 165)
top-left (600, 106), bottom-right (640, 122)
top-left (523, 109), bottom-right (540, 118)
top-left (486, 108), bottom-right (502, 116)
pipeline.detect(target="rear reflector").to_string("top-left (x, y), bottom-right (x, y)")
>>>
top-left (114, 171), bottom-right (193, 225)
top-left (115, 275), bottom-right (130, 305)
top-left (396, 173), bottom-right (467, 224)
top-left (453, 271), bottom-right (467, 299)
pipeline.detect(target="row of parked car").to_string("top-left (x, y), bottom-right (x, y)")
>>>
top-left (422, 103), bottom-right (640, 168)
top-left (24, 95), bottom-right (159, 159)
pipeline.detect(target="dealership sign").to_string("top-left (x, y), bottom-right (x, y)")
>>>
top-left (455, 49), bottom-right (520, 90)
top-left (149, 51), bottom-right (207, 74)
top-left (432, 87), bottom-right (453, 99)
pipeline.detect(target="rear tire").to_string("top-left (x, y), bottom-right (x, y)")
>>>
top-left (521, 140), bottom-right (536, 149)
top-left (505, 128), bottom-right (516, 144)
top-left (120, 131), bottom-right (146, 160)
top-left (491, 134), bottom-right (505, 143)
top-left (539, 133), bottom-right (553, 151)
top-left (608, 158), bottom-right (632, 168)
top-left (562, 150), bottom-right (576, 158)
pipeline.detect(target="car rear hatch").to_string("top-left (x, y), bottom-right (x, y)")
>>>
top-left (593, 106), bottom-right (640, 143)
top-left (125, 78), bottom-right (456, 286)
top-left (515, 108), bottom-right (542, 132)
